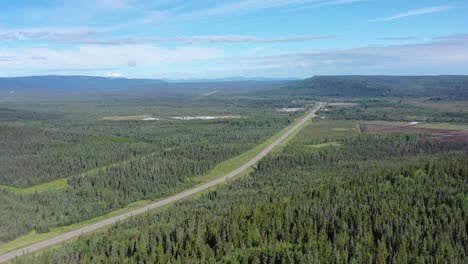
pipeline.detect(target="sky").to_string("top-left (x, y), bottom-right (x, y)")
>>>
top-left (0, 0), bottom-right (467, 79)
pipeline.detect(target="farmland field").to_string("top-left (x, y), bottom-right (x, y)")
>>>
top-left (360, 124), bottom-right (468, 142)
top-left (101, 115), bottom-right (152, 121)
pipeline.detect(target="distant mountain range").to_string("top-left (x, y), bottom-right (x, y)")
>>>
top-left (164, 76), bottom-right (300, 83)
top-left (0, 75), bottom-right (164, 92)
top-left (2, 75), bottom-right (467, 98)
top-left (0, 75), bottom-right (294, 97)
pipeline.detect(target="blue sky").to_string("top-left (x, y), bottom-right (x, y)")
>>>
top-left (1, 0), bottom-right (467, 79)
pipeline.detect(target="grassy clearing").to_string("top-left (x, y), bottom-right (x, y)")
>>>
top-left (78, 152), bottom-right (160, 177)
top-left (102, 115), bottom-right (150, 121)
top-left (409, 99), bottom-right (468, 112)
top-left (0, 106), bottom-right (317, 256)
top-left (292, 119), bottom-right (359, 144)
top-left (326, 102), bottom-right (358, 107)
top-left (415, 123), bottom-right (468, 130)
top-left (0, 179), bottom-right (68, 194)
top-left (306, 142), bottom-right (341, 148)
top-left (0, 150), bottom-right (167, 193)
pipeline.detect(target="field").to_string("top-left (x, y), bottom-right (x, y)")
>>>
top-left (292, 119), bottom-right (359, 145)
top-left (318, 97), bottom-right (468, 123)
top-left (102, 115), bottom-right (152, 121)
top-left (326, 102), bottom-right (358, 107)
top-left (360, 124), bottom-right (468, 142)
top-left (169, 115), bottom-right (241, 120)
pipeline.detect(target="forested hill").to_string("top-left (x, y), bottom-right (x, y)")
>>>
top-left (277, 75), bottom-right (468, 97)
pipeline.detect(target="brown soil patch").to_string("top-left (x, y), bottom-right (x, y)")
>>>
top-left (102, 115), bottom-right (150, 121)
top-left (331, 128), bottom-right (355, 131)
top-left (360, 124), bottom-right (468, 143)
top-left (327, 102), bottom-right (358, 107)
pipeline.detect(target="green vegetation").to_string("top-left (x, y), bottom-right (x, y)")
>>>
top-left (0, 198), bottom-right (151, 256)
top-left (0, 94), bottom-right (303, 244)
top-left (19, 121), bottom-right (467, 263)
top-left (306, 141), bottom-right (341, 148)
top-left (292, 119), bottom-right (359, 145)
top-left (0, 179), bottom-right (68, 194)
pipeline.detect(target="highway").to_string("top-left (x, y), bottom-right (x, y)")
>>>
top-left (0, 103), bottom-right (322, 263)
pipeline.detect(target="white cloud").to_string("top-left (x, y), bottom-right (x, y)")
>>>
top-left (2, 35), bottom-right (468, 77)
top-left (0, 28), bottom-right (335, 44)
top-left (105, 72), bottom-right (123, 78)
top-left (2, 0), bottom-right (361, 36)
top-left (290, 0), bottom-right (363, 10)
top-left (378, 37), bottom-right (420, 41)
top-left (216, 34), bottom-right (468, 75)
top-left (65, 35), bottom-right (336, 45)
top-left (177, 0), bottom-right (362, 20)
top-left (372, 5), bottom-right (455, 22)
top-left (0, 45), bottom-right (224, 69)
top-left (0, 27), bottom-right (98, 42)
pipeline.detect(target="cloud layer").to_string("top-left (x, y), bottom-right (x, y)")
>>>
top-left (2, 35), bottom-right (468, 78)
top-left (211, 34), bottom-right (468, 76)
top-left (0, 31), bottom-right (335, 44)
top-left (0, 45), bottom-right (224, 69)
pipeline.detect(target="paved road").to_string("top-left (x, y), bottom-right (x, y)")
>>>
top-left (0, 103), bottom-right (322, 263)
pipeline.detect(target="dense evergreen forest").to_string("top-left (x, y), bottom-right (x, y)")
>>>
top-left (0, 96), bottom-right (301, 243)
top-left (0, 116), bottom-right (293, 187)
top-left (16, 120), bottom-right (468, 263)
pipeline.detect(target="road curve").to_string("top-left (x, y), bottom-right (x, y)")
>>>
top-left (0, 103), bottom-right (322, 263)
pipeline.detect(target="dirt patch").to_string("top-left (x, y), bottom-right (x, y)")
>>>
top-left (204, 91), bottom-right (219, 96)
top-left (102, 115), bottom-right (150, 121)
top-left (169, 115), bottom-right (241, 120)
top-left (331, 128), bottom-right (355, 131)
top-left (327, 102), bottom-right (358, 107)
top-left (360, 124), bottom-right (468, 142)
top-left (306, 142), bottom-right (341, 148)
top-left (276, 108), bottom-right (306, 113)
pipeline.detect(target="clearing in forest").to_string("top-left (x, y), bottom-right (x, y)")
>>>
top-left (360, 124), bottom-right (468, 142)
top-left (169, 115), bottom-right (241, 120)
top-left (326, 102), bottom-right (358, 107)
top-left (276, 107), bottom-right (306, 112)
top-left (102, 115), bottom-right (151, 121)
